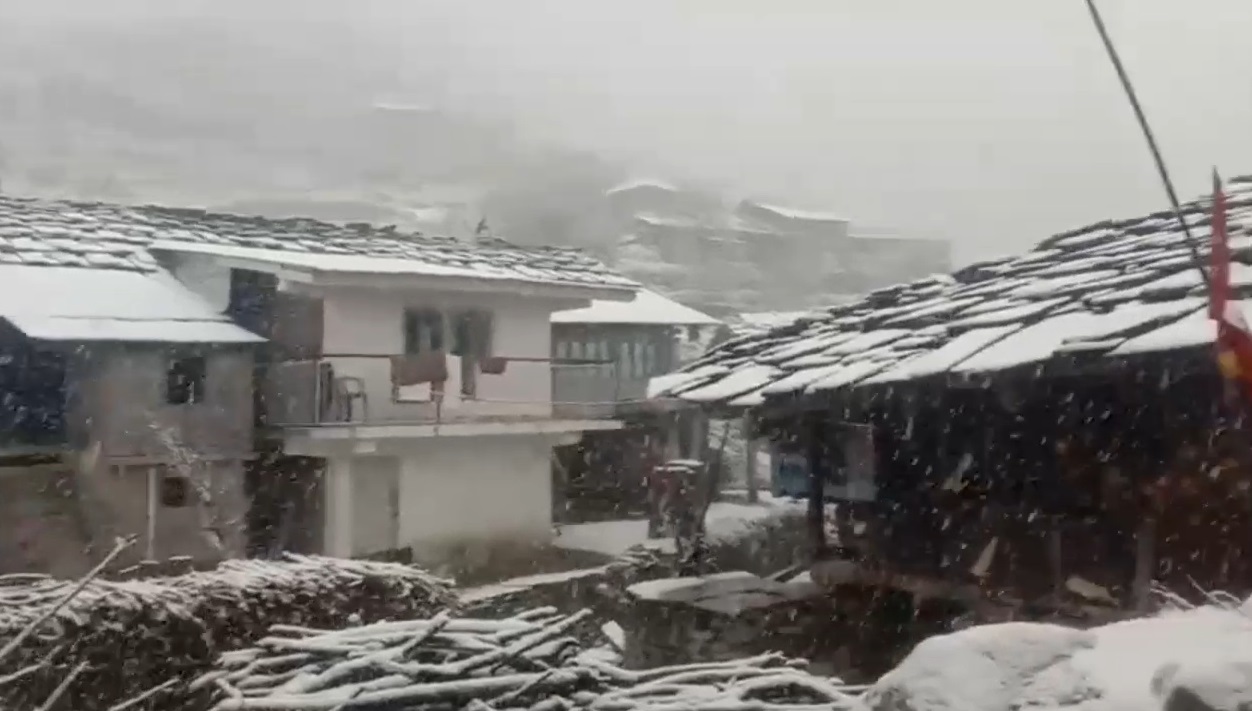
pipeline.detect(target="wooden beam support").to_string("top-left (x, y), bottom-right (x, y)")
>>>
top-left (806, 413), bottom-right (828, 559)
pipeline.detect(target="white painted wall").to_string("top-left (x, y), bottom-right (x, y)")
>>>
top-left (395, 435), bottom-right (554, 550)
top-left (351, 456), bottom-right (399, 554)
top-left (316, 286), bottom-right (573, 422)
top-left (324, 434), bottom-right (556, 558)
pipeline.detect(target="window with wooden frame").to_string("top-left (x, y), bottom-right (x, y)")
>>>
top-left (166, 356), bottom-right (207, 405)
top-left (403, 309), bottom-right (445, 354)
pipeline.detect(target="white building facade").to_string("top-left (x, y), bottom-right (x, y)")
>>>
top-left (150, 230), bottom-right (635, 561)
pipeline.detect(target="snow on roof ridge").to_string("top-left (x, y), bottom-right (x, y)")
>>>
top-left (606, 178), bottom-right (679, 196)
top-left (552, 288), bottom-right (720, 326)
top-left (746, 200), bottom-right (848, 223)
top-left (0, 193), bottom-right (638, 291)
top-left (656, 178), bottom-right (1252, 404)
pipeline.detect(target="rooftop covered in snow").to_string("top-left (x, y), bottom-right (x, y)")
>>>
top-left (652, 177), bottom-right (1252, 408)
top-left (0, 194), bottom-right (637, 293)
top-left (551, 288), bottom-right (720, 327)
top-left (605, 178), bottom-right (679, 196)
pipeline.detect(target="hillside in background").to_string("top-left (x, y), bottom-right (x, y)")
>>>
top-left (0, 6), bottom-right (946, 314)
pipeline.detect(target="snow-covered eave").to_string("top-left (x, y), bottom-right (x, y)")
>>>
top-left (305, 270), bottom-right (638, 303)
top-left (151, 242), bottom-right (639, 302)
top-left (552, 289), bottom-right (721, 326)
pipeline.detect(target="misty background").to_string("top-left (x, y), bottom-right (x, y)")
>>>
top-left (2, 0), bottom-right (1250, 267)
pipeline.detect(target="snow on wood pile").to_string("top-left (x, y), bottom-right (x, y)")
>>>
top-left (191, 606), bottom-right (862, 711)
top-left (0, 554), bottom-right (456, 711)
top-left (656, 177), bottom-right (1252, 406)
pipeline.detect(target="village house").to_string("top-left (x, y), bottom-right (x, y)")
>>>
top-left (0, 194), bottom-right (639, 575)
top-left (606, 179), bottom-right (950, 317)
top-left (652, 175), bottom-right (1252, 619)
top-left (548, 288), bottom-right (721, 520)
top-left (0, 197), bottom-right (262, 577)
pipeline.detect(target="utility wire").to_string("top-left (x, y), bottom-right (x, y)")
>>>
top-left (1084, 0), bottom-right (1210, 287)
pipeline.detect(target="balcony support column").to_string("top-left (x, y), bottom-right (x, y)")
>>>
top-left (323, 457), bottom-right (355, 558)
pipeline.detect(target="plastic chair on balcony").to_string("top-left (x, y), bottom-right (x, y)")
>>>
top-left (332, 376), bottom-right (368, 423)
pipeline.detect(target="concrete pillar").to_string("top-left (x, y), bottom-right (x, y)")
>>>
top-left (324, 457), bottom-right (355, 558)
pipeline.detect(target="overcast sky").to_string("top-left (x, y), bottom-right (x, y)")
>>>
top-left (376, 0), bottom-right (1252, 263)
top-left (11, 0), bottom-right (1252, 264)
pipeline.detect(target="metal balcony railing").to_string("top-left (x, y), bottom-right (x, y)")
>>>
top-left (261, 353), bottom-right (629, 427)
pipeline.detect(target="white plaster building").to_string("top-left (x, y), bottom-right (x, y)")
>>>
top-left (153, 231), bottom-right (636, 560)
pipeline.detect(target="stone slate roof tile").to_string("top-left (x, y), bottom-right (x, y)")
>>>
top-left (0, 195), bottom-right (636, 290)
top-left (656, 176), bottom-right (1252, 406)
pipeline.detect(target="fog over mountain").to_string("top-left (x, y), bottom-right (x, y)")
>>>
top-left (2, 0), bottom-right (1251, 266)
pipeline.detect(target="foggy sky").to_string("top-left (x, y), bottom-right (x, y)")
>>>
top-left (10, 0), bottom-right (1252, 264)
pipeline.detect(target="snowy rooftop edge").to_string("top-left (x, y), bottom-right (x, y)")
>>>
top-left (552, 289), bottom-right (721, 326)
top-left (653, 177), bottom-right (1252, 406)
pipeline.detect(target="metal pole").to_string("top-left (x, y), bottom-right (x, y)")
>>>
top-left (1084, 0), bottom-right (1209, 286)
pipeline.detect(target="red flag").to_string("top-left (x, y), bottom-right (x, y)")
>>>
top-left (1209, 170), bottom-right (1252, 393)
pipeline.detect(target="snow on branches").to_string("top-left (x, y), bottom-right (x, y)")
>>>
top-left (193, 606), bottom-right (864, 711)
top-left (0, 554), bottom-right (456, 711)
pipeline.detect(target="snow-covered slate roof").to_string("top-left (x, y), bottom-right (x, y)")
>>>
top-left (0, 195), bottom-right (637, 291)
top-left (748, 202), bottom-right (848, 224)
top-left (654, 176), bottom-right (1252, 407)
top-left (0, 265), bottom-right (261, 343)
top-left (606, 178), bottom-right (678, 196)
top-left (551, 289), bottom-right (721, 326)
top-left (728, 311), bottom-right (826, 338)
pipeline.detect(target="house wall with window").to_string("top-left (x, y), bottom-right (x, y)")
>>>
top-left (314, 285), bottom-right (560, 422)
top-left (67, 346), bottom-right (254, 461)
top-left (52, 344), bottom-right (256, 569)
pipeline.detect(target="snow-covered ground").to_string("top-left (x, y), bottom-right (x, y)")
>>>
top-left (553, 495), bottom-right (806, 557)
top-left (864, 596), bottom-right (1252, 711)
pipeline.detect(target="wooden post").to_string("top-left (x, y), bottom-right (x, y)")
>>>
top-left (1047, 527), bottom-right (1065, 599)
top-left (806, 414), bottom-right (828, 559)
top-left (1131, 518), bottom-right (1157, 611)
top-left (687, 410), bottom-right (707, 460)
top-left (145, 465), bottom-right (158, 561)
top-left (743, 412), bottom-right (760, 504)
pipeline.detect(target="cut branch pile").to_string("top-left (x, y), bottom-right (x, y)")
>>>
top-left (0, 554), bottom-right (456, 711)
top-left (193, 606), bottom-right (864, 711)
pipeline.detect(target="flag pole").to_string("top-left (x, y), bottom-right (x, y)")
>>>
top-left (1084, 0), bottom-right (1209, 288)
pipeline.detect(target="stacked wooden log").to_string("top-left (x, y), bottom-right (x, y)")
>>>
top-left (192, 606), bottom-right (863, 711)
top-left (0, 554), bottom-right (456, 711)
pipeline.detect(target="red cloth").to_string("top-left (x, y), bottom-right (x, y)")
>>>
top-left (1209, 171), bottom-right (1252, 398)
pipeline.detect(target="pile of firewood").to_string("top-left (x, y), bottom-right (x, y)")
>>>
top-left (191, 606), bottom-right (864, 711)
top-left (0, 553), bottom-right (456, 711)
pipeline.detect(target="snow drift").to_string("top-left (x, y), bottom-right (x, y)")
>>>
top-left (863, 595), bottom-right (1252, 711)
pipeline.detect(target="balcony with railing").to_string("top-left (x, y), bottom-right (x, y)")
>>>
top-left (550, 361), bottom-right (654, 419)
top-left (261, 352), bottom-right (631, 428)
